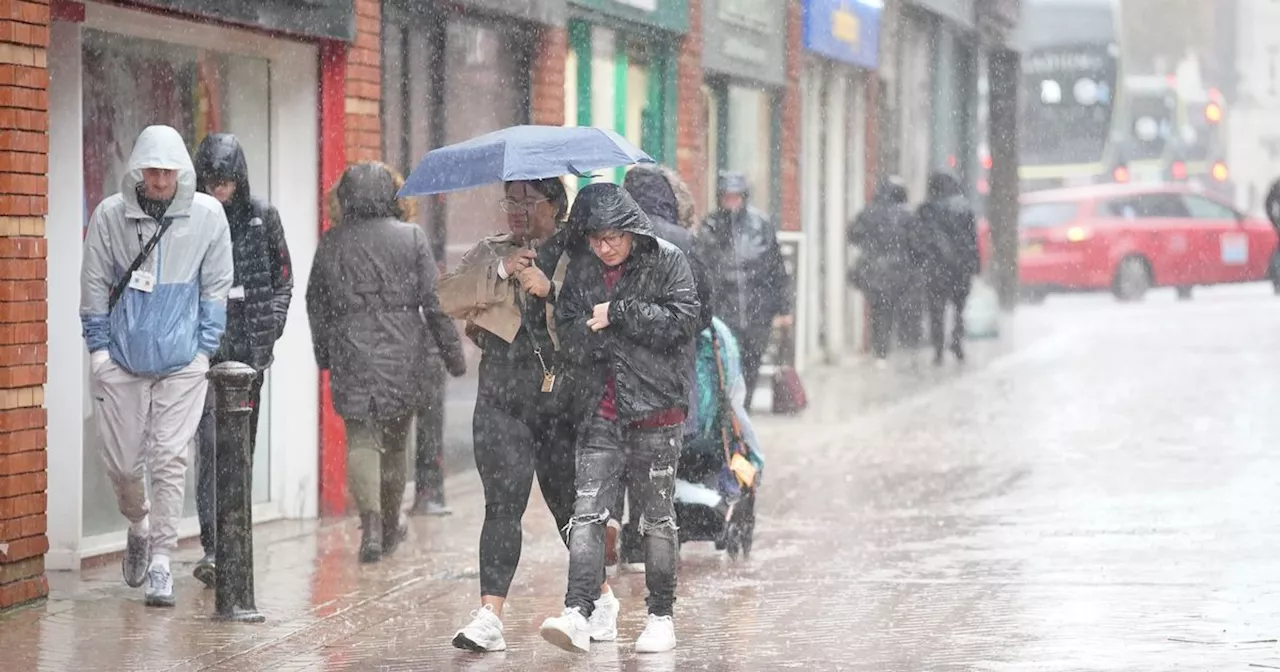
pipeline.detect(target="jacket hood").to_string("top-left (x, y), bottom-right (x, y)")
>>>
top-left (568, 182), bottom-right (655, 241)
top-left (194, 133), bottom-right (251, 212)
top-left (623, 164), bottom-right (680, 227)
top-left (336, 162), bottom-right (402, 223)
top-left (873, 177), bottom-right (909, 205)
top-left (926, 172), bottom-right (963, 201)
top-left (717, 170), bottom-right (749, 197)
top-left (122, 125), bottom-right (197, 220)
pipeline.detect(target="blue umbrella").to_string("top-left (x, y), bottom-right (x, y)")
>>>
top-left (398, 125), bottom-right (654, 197)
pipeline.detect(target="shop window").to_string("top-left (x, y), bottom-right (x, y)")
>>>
top-left (80, 28), bottom-right (274, 537)
top-left (726, 84), bottom-right (773, 213)
top-left (442, 19), bottom-right (529, 267)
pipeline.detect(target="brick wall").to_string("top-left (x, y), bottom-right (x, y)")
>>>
top-left (530, 26), bottom-right (566, 127)
top-left (675, 0), bottom-right (706, 218)
top-left (345, 0), bottom-right (381, 163)
top-left (778, 0), bottom-right (802, 232)
top-left (0, 0), bottom-right (49, 612)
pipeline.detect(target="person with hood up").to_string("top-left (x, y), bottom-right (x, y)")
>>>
top-left (306, 162), bottom-right (466, 564)
top-left (439, 176), bottom-right (616, 654)
top-left (189, 133), bottom-right (293, 588)
top-left (80, 125), bottom-right (234, 607)
top-left (612, 163), bottom-right (712, 571)
top-left (698, 171), bottom-right (792, 411)
top-left (917, 172), bottom-right (980, 364)
top-left (849, 177), bottom-right (919, 365)
top-left (539, 183), bottom-right (700, 655)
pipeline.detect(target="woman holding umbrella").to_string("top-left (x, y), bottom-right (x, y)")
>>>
top-left (440, 177), bottom-right (618, 653)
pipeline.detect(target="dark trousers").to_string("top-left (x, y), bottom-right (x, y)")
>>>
top-left (927, 278), bottom-right (972, 357)
top-left (415, 359), bottom-right (446, 501)
top-left (473, 362), bottom-right (577, 598)
top-left (731, 322), bottom-right (772, 412)
top-left (195, 372), bottom-right (264, 556)
top-left (867, 288), bottom-right (898, 359)
top-left (565, 417), bottom-right (680, 618)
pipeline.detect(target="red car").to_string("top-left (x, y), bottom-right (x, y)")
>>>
top-left (1013, 184), bottom-right (1280, 302)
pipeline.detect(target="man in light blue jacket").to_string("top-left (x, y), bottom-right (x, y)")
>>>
top-left (80, 125), bottom-right (233, 607)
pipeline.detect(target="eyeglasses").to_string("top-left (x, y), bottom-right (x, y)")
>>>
top-left (499, 198), bottom-right (548, 214)
top-left (588, 232), bottom-right (628, 250)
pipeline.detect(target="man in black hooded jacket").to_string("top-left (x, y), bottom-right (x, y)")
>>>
top-left (190, 133), bottom-right (293, 586)
top-left (540, 183), bottom-right (699, 655)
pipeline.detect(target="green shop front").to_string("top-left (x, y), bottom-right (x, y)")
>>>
top-left (565, 0), bottom-right (687, 186)
top-left (701, 0), bottom-right (788, 215)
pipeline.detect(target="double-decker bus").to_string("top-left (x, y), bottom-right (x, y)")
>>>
top-left (1112, 60), bottom-right (1232, 200)
top-left (1013, 0), bottom-right (1124, 192)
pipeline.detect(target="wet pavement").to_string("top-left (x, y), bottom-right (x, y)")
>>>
top-left (5, 284), bottom-right (1280, 670)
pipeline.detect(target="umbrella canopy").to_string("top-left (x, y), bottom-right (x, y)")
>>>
top-left (398, 125), bottom-right (654, 197)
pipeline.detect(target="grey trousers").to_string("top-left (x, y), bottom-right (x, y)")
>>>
top-left (92, 355), bottom-right (209, 554)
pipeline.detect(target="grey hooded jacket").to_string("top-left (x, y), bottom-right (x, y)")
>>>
top-left (80, 125), bottom-right (234, 376)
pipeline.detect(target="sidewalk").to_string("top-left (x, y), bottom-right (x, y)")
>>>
top-left (1, 331), bottom-right (1028, 672)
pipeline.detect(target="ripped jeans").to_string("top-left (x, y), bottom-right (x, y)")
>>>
top-left (565, 416), bottom-right (681, 617)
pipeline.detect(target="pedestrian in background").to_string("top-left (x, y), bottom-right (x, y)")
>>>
top-left (306, 162), bottom-right (466, 564)
top-left (698, 171), bottom-right (792, 411)
top-left (190, 133), bottom-right (293, 588)
top-left (917, 172), bottom-right (980, 365)
top-left (850, 177), bottom-right (917, 365)
top-left (80, 125), bottom-right (234, 607)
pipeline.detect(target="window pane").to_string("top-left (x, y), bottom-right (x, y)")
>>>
top-left (1020, 202), bottom-right (1079, 228)
top-left (442, 19), bottom-right (526, 266)
top-left (1182, 195), bottom-right (1236, 220)
top-left (726, 85), bottom-right (773, 212)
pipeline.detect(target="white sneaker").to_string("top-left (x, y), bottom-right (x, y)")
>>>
top-left (634, 614), bottom-right (676, 653)
top-left (540, 606), bottom-right (590, 653)
top-left (588, 589), bottom-right (619, 641)
top-left (144, 567), bottom-right (174, 607)
top-left (452, 604), bottom-right (506, 652)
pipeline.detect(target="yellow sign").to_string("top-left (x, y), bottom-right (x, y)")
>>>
top-left (832, 6), bottom-right (860, 46)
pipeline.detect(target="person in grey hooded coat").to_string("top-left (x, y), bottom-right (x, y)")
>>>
top-left (306, 162), bottom-right (466, 563)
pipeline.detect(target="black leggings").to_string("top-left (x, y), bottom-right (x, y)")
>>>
top-left (473, 368), bottom-right (577, 598)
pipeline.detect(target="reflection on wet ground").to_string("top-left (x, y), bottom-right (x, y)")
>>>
top-left (5, 285), bottom-right (1280, 670)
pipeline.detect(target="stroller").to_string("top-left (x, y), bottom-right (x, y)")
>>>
top-left (675, 318), bottom-right (765, 559)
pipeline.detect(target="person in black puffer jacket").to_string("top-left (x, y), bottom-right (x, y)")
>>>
top-left (190, 133), bottom-right (293, 587)
top-left (541, 183), bottom-right (699, 654)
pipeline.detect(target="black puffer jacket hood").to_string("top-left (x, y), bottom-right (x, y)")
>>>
top-left (194, 133), bottom-right (252, 221)
top-left (623, 165), bottom-right (680, 228)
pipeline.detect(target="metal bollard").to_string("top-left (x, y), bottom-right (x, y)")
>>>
top-left (208, 361), bottom-right (265, 623)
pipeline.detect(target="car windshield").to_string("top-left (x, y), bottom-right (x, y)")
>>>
top-left (1020, 201), bottom-right (1080, 228)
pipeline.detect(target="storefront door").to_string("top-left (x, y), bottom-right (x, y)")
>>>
top-left (47, 3), bottom-right (320, 565)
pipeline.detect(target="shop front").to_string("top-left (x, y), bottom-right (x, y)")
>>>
top-left (379, 0), bottom-right (566, 497)
top-left (798, 0), bottom-right (880, 363)
top-left (46, 0), bottom-right (335, 567)
top-left (565, 0), bottom-right (687, 188)
top-left (701, 0), bottom-right (786, 215)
